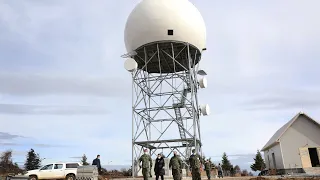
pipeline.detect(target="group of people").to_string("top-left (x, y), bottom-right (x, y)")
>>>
top-left (139, 149), bottom-right (212, 180)
top-left (91, 152), bottom-right (224, 180)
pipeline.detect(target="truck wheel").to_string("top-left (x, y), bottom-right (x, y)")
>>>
top-left (29, 175), bottom-right (38, 180)
top-left (66, 174), bottom-right (75, 180)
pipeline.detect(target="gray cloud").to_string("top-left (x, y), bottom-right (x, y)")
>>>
top-left (0, 73), bottom-right (130, 97)
top-left (0, 132), bottom-right (24, 140)
top-left (0, 142), bottom-right (20, 146)
top-left (11, 151), bottom-right (28, 156)
top-left (69, 156), bottom-right (82, 159)
top-left (208, 153), bottom-right (255, 158)
top-left (240, 89), bottom-right (320, 111)
top-left (33, 144), bottom-right (73, 148)
top-left (0, 150), bottom-right (27, 157)
top-left (0, 132), bottom-right (71, 148)
top-left (0, 142), bottom-right (71, 148)
top-left (0, 103), bottom-right (109, 115)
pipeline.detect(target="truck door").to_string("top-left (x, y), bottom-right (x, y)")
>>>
top-left (38, 164), bottom-right (53, 179)
top-left (53, 164), bottom-right (65, 179)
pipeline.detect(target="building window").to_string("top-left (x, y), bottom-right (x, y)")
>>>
top-left (66, 163), bottom-right (79, 168)
top-left (167, 30), bottom-right (173, 35)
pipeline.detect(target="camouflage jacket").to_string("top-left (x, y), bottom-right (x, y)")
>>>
top-left (204, 162), bottom-right (211, 171)
top-left (189, 154), bottom-right (201, 169)
top-left (169, 155), bottom-right (182, 170)
top-left (139, 154), bottom-right (152, 169)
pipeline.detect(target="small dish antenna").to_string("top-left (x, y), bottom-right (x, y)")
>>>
top-left (197, 70), bottom-right (207, 76)
top-left (200, 104), bottom-right (210, 116)
top-left (124, 58), bottom-right (138, 72)
top-left (199, 77), bottom-right (207, 88)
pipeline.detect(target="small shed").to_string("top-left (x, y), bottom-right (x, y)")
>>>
top-left (261, 112), bottom-right (320, 174)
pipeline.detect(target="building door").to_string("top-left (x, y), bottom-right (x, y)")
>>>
top-left (318, 148), bottom-right (320, 163)
top-left (299, 147), bottom-right (312, 168)
top-left (272, 153), bottom-right (277, 169)
top-left (308, 148), bottom-right (320, 167)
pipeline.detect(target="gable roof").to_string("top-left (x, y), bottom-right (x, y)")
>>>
top-left (261, 112), bottom-right (320, 151)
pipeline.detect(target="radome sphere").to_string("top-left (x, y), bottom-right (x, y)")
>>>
top-left (124, 0), bottom-right (206, 53)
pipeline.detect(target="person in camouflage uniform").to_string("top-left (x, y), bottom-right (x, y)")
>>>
top-left (139, 149), bottom-right (152, 180)
top-left (178, 154), bottom-right (183, 180)
top-left (204, 159), bottom-right (211, 180)
top-left (178, 155), bottom-right (183, 180)
top-left (189, 149), bottom-right (201, 180)
top-left (169, 151), bottom-right (182, 180)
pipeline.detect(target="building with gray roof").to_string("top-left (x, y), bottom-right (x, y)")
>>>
top-left (262, 112), bottom-right (320, 175)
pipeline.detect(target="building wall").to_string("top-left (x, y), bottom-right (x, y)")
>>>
top-left (280, 115), bottom-right (320, 169)
top-left (263, 143), bottom-right (284, 169)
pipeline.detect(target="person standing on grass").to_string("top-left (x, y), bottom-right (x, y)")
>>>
top-left (92, 155), bottom-right (102, 174)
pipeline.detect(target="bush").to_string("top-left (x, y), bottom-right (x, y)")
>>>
top-left (100, 168), bottom-right (108, 175)
top-left (121, 168), bottom-right (132, 176)
top-left (241, 169), bottom-right (249, 176)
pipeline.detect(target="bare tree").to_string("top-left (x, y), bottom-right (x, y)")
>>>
top-left (0, 150), bottom-right (23, 175)
top-left (234, 165), bottom-right (241, 174)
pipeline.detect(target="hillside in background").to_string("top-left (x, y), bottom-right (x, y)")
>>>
top-left (102, 165), bottom-right (131, 171)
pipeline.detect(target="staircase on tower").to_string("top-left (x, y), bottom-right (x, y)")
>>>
top-left (173, 82), bottom-right (191, 146)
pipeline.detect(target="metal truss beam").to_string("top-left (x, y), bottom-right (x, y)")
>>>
top-left (130, 41), bottom-right (203, 178)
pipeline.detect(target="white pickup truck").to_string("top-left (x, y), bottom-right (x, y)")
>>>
top-left (25, 162), bottom-right (81, 180)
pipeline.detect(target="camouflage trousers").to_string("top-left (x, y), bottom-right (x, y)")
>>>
top-left (142, 168), bottom-right (150, 180)
top-left (192, 168), bottom-right (201, 180)
top-left (172, 169), bottom-right (181, 180)
top-left (205, 170), bottom-right (211, 180)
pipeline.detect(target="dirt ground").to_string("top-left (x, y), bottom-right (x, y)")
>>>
top-left (2, 174), bottom-right (320, 180)
top-left (249, 177), bottom-right (320, 180)
top-left (102, 177), bottom-right (320, 180)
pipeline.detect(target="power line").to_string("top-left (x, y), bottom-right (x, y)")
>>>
top-left (206, 154), bottom-right (255, 158)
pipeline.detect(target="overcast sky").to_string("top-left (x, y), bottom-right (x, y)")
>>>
top-left (1, 0), bottom-right (320, 172)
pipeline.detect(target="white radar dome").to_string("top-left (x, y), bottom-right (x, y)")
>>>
top-left (124, 0), bottom-right (206, 53)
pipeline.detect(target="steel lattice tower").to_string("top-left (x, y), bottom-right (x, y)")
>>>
top-left (122, 0), bottom-right (209, 177)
